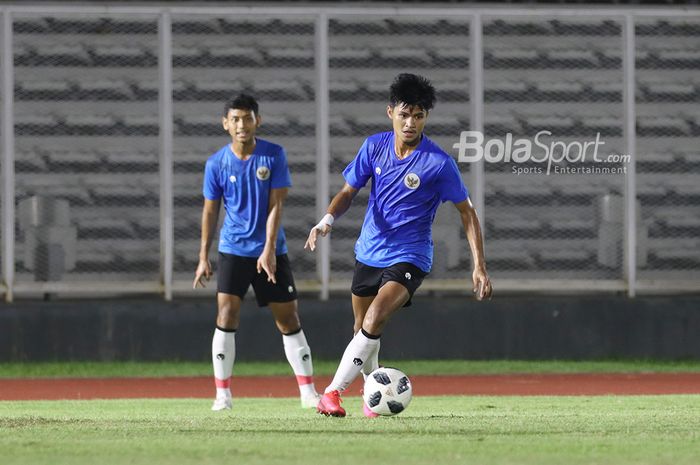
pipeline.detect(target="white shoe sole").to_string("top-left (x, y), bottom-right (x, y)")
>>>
top-left (300, 394), bottom-right (321, 409)
top-left (211, 398), bottom-right (232, 411)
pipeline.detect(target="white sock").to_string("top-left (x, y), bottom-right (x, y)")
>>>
top-left (326, 329), bottom-right (381, 393)
top-left (282, 329), bottom-right (317, 398)
top-left (361, 339), bottom-right (380, 383)
top-left (212, 327), bottom-right (236, 399)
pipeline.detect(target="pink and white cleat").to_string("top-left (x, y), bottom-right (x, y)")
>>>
top-left (363, 401), bottom-right (379, 418)
top-left (316, 390), bottom-right (346, 417)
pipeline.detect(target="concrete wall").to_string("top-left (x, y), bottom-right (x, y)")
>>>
top-left (1, 295), bottom-right (699, 361)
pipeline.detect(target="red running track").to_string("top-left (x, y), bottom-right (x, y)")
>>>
top-left (1, 374), bottom-right (700, 400)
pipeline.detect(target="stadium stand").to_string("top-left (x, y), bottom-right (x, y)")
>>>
top-left (9, 14), bottom-right (700, 283)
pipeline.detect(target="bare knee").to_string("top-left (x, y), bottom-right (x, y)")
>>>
top-left (270, 301), bottom-right (301, 334)
top-left (362, 305), bottom-right (390, 336)
top-left (216, 295), bottom-right (240, 330)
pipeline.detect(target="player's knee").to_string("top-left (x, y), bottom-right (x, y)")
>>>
top-left (275, 312), bottom-right (300, 334)
top-left (363, 307), bottom-right (389, 334)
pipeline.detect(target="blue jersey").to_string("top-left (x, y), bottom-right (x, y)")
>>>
top-left (203, 138), bottom-right (292, 257)
top-left (343, 131), bottom-right (469, 272)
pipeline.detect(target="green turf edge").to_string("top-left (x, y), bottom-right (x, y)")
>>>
top-left (1, 359), bottom-right (700, 378)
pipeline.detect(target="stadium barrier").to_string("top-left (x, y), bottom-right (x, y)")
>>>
top-left (0, 4), bottom-right (699, 301)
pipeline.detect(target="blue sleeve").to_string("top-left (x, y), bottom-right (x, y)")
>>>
top-left (342, 138), bottom-right (373, 189)
top-left (203, 158), bottom-right (222, 200)
top-left (271, 148), bottom-right (292, 189)
top-left (436, 158), bottom-right (469, 203)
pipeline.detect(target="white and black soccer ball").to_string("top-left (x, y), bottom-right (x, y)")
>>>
top-left (363, 367), bottom-right (413, 416)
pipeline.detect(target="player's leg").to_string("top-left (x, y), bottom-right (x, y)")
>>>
top-left (352, 294), bottom-right (381, 417)
top-left (325, 282), bottom-right (407, 390)
top-left (253, 254), bottom-right (320, 408)
top-left (211, 293), bottom-right (242, 410)
top-left (352, 294), bottom-right (380, 380)
top-left (317, 262), bottom-right (382, 416)
top-left (211, 253), bottom-right (255, 411)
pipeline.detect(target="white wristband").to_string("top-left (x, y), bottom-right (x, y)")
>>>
top-left (315, 213), bottom-right (334, 230)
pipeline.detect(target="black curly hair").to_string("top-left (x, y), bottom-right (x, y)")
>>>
top-left (224, 93), bottom-right (259, 117)
top-left (389, 73), bottom-right (436, 111)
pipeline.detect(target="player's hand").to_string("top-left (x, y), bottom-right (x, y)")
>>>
top-left (257, 247), bottom-right (277, 283)
top-left (472, 267), bottom-right (492, 301)
top-left (193, 258), bottom-right (213, 289)
top-left (304, 223), bottom-right (332, 252)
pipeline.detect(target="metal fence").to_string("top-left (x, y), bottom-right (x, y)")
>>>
top-left (1, 5), bottom-right (699, 301)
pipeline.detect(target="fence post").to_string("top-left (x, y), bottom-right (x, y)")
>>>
top-left (1, 9), bottom-right (14, 302)
top-left (315, 12), bottom-right (330, 300)
top-left (622, 14), bottom-right (637, 297)
top-left (159, 10), bottom-right (174, 301)
top-left (469, 13), bottom-right (485, 231)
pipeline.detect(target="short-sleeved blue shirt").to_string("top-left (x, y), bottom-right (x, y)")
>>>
top-left (343, 131), bottom-right (469, 272)
top-left (203, 138), bottom-right (292, 257)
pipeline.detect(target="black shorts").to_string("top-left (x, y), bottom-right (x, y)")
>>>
top-left (217, 252), bottom-right (298, 307)
top-left (351, 260), bottom-right (428, 307)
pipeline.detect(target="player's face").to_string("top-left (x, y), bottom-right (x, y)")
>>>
top-left (222, 108), bottom-right (260, 144)
top-left (387, 103), bottom-right (427, 146)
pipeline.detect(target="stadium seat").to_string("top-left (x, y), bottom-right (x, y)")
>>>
top-left (579, 114), bottom-right (622, 137)
top-left (76, 79), bottom-right (133, 101)
top-left (16, 79), bottom-right (74, 101)
top-left (424, 115), bottom-right (462, 136)
top-left (521, 114), bottom-right (576, 136)
top-left (483, 246), bottom-right (535, 270)
top-left (548, 218), bottom-right (595, 239)
top-left (350, 114), bottom-right (392, 135)
top-left (330, 80), bottom-right (362, 101)
top-left (104, 18), bottom-right (156, 34)
top-left (119, 114), bottom-right (159, 136)
top-left (549, 19), bottom-right (620, 36)
top-left (656, 49), bottom-right (700, 69)
top-left (484, 114), bottom-right (522, 135)
top-left (15, 149), bottom-right (47, 173)
top-left (44, 16), bottom-right (107, 34)
top-left (485, 80), bottom-right (529, 102)
top-left (45, 149), bottom-right (104, 173)
top-left (34, 43), bottom-right (91, 66)
top-left (76, 217), bottom-right (136, 239)
top-left (64, 114), bottom-right (118, 136)
top-left (19, 177), bottom-right (93, 206)
top-left (15, 114), bottom-right (62, 136)
top-left (637, 115), bottom-right (690, 137)
top-left (172, 18), bottom-right (220, 34)
top-left (330, 48), bottom-right (374, 68)
top-left (439, 80), bottom-right (469, 102)
top-left (484, 19), bottom-right (551, 36)
top-left (488, 215), bottom-right (542, 239)
top-left (537, 248), bottom-right (594, 269)
top-left (90, 44), bottom-right (155, 67)
top-left (265, 48), bottom-right (314, 68)
top-left (545, 49), bottom-right (598, 68)
top-left (13, 17), bottom-right (48, 34)
top-left (377, 48), bottom-right (432, 67)
top-left (534, 81), bottom-right (585, 102)
top-left (329, 18), bottom-right (389, 35)
top-left (190, 79), bottom-right (243, 101)
top-left (13, 43), bottom-right (36, 66)
top-left (104, 149), bottom-right (159, 173)
top-left (176, 115), bottom-right (222, 136)
top-left (209, 46), bottom-right (265, 67)
top-left (484, 48), bottom-right (542, 68)
top-left (133, 78), bottom-right (189, 101)
top-left (588, 79), bottom-right (622, 102)
top-left (642, 81), bottom-right (696, 102)
top-left (88, 181), bottom-right (153, 207)
top-left (252, 80), bottom-right (308, 101)
top-left (363, 80), bottom-right (390, 100)
top-left (432, 48), bottom-right (469, 68)
top-left (172, 45), bottom-right (207, 67)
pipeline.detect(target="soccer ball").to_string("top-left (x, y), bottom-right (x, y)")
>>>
top-left (362, 367), bottom-right (413, 416)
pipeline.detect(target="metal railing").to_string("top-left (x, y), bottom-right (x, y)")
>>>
top-left (1, 4), bottom-right (699, 301)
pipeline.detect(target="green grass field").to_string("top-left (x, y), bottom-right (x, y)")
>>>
top-left (2, 396), bottom-right (700, 465)
top-left (2, 361), bottom-right (700, 464)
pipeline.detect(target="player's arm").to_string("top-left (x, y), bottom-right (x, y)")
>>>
top-left (257, 187), bottom-right (288, 283)
top-left (193, 198), bottom-right (221, 288)
top-left (454, 198), bottom-right (492, 301)
top-left (304, 182), bottom-right (359, 252)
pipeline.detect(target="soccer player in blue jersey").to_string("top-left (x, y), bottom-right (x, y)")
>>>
top-left (194, 94), bottom-right (320, 411)
top-left (305, 74), bottom-right (492, 417)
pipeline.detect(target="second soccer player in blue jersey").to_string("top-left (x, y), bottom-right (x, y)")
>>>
top-left (305, 74), bottom-right (493, 417)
